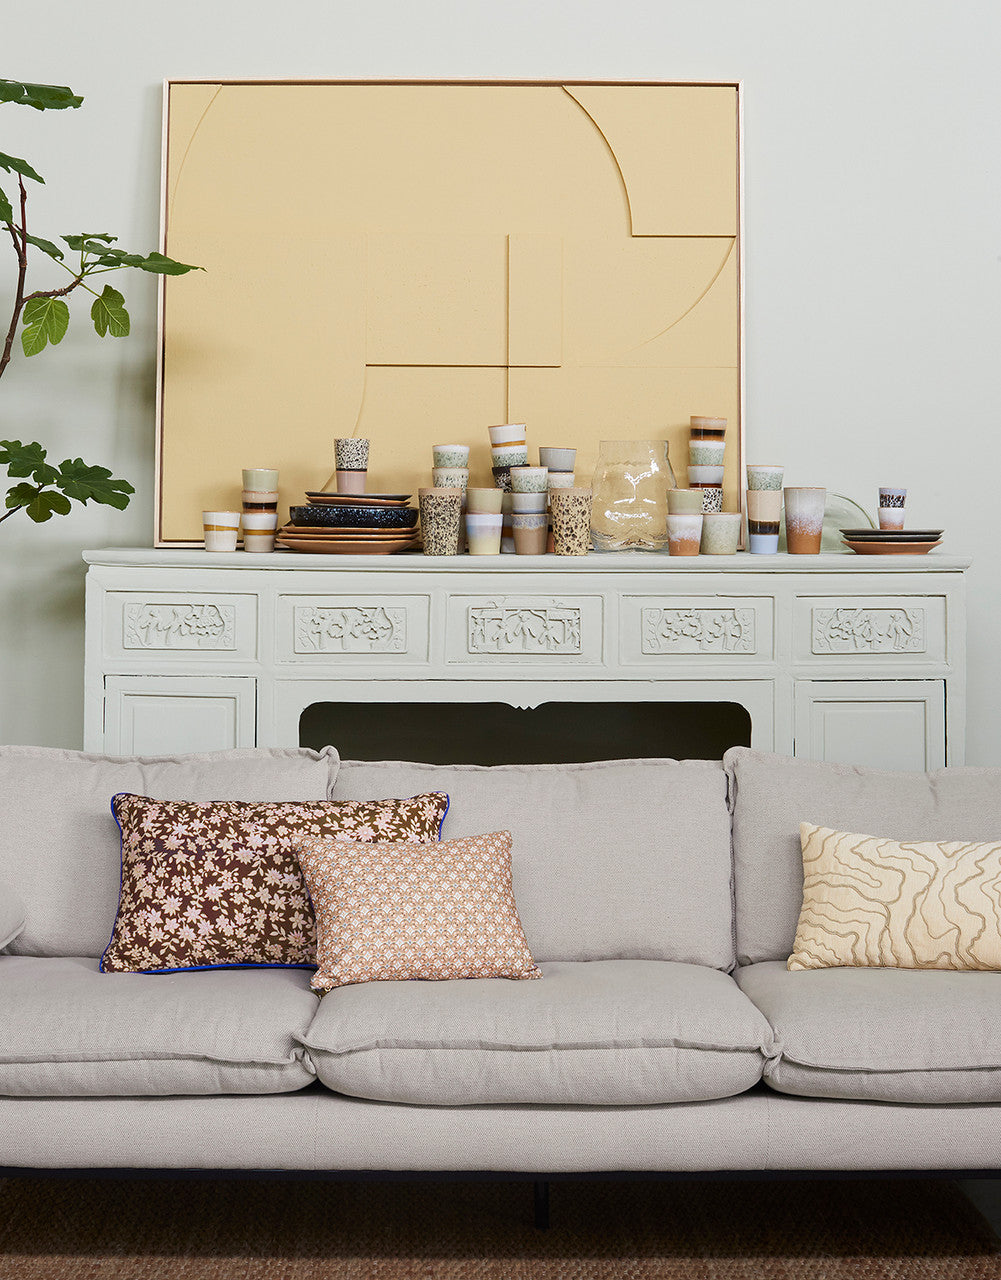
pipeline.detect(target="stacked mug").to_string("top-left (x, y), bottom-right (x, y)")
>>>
top-left (432, 444), bottom-right (470, 549)
top-left (488, 424), bottom-right (528, 552)
top-left (510, 466), bottom-right (549, 554)
top-left (334, 438), bottom-right (369, 495)
top-left (688, 416), bottom-right (726, 513)
top-left (241, 468), bottom-right (279, 552)
top-left (746, 465), bottom-right (784, 553)
top-left (466, 487), bottom-right (504, 555)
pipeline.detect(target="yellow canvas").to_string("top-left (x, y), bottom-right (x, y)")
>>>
top-left (159, 81), bottom-right (742, 542)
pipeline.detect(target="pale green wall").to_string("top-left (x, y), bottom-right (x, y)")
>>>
top-left (2, 2), bottom-right (999, 760)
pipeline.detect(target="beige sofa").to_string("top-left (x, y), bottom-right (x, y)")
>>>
top-left (1, 744), bottom-right (1000, 1179)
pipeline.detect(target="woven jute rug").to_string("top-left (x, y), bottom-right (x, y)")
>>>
top-left (0, 1175), bottom-right (998, 1279)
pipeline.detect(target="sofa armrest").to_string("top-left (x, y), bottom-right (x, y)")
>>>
top-left (0, 879), bottom-right (26, 951)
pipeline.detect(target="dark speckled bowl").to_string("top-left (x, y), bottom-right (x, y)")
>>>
top-left (289, 504), bottom-right (418, 530)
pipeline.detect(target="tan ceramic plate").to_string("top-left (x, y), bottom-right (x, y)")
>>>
top-left (304, 493), bottom-right (412, 507)
top-left (276, 535), bottom-right (419, 554)
top-left (842, 538), bottom-right (942, 555)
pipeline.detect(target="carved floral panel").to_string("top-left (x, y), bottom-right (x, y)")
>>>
top-left (642, 607), bottom-right (755, 655)
top-left (295, 605), bottom-right (408, 654)
top-left (467, 604), bottom-right (582, 654)
top-left (812, 607), bottom-right (925, 654)
top-left (123, 603), bottom-right (235, 650)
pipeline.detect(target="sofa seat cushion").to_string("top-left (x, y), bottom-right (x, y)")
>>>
top-left (331, 759), bottom-right (735, 968)
top-left (737, 960), bottom-right (1001, 1104)
top-left (0, 956), bottom-right (318, 1096)
top-left (302, 960), bottom-right (774, 1105)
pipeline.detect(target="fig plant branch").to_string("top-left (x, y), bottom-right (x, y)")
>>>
top-left (1, 77), bottom-right (200, 525)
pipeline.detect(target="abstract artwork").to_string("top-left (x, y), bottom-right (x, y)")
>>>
top-left (157, 81), bottom-right (742, 543)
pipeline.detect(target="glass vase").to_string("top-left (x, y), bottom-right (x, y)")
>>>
top-left (589, 440), bottom-right (675, 551)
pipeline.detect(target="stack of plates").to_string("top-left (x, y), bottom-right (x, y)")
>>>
top-left (840, 529), bottom-right (943, 555)
top-left (277, 493), bottom-right (420, 554)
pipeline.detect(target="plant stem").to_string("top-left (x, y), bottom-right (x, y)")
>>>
top-left (0, 504), bottom-right (25, 525)
top-left (0, 178), bottom-right (29, 381)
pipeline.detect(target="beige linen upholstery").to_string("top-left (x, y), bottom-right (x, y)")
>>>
top-left (790, 823), bottom-right (1001, 971)
top-left (0, 878), bottom-right (25, 950)
top-left (303, 960), bottom-right (773, 1105)
top-left (725, 747), bottom-right (1001, 966)
top-left (2, 1089), bottom-right (1001, 1171)
top-left (0, 745), bottom-right (339, 957)
top-left (332, 758), bottom-right (735, 968)
top-left (0, 956), bottom-right (318, 1096)
top-left (737, 961), bottom-right (1001, 1103)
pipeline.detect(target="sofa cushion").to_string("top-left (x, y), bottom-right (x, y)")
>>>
top-left (296, 830), bottom-right (541, 991)
top-left (303, 959), bottom-right (773, 1105)
top-left (101, 790), bottom-right (449, 973)
top-left (0, 879), bottom-right (25, 950)
top-left (725, 746), bottom-right (1001, 965)
top-left (0, 955), bottom-right (318, 1096)
top-left (790, 823), bottom-right (1001, 972)
top-left (737, 960), bottom-right (1001, 1103)
top-left (0, 745), bottom-right (339, 958)
top-left (331, 759), bottom-right (735, 968)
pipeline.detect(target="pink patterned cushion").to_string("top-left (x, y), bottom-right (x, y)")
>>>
top-left (295, 830), bottom-right (541, 990)
top-left (101, 792), bottom-right (448, 974)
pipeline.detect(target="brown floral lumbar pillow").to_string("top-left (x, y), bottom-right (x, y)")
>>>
top-left (295, 829), bottom-right (542, 991)
top-left (100, 792), bottom-right (449, 974)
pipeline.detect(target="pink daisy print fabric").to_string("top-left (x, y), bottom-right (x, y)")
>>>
top-left (101, 791), bottom-right (449, 974)
top-left (294, 830), bottom-right (541, 991)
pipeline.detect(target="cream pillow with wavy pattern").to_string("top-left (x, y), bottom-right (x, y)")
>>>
top-left (789, 823), bottom-right (1001, 972)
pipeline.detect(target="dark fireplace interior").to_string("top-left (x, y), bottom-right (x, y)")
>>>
top-left (300, 700), bottom-right (751, 766)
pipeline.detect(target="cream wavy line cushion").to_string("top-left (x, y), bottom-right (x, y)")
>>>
top-left (295, 830), bottom-right (541, 990)
top-left (789, 823), bottom-right (1001, 971)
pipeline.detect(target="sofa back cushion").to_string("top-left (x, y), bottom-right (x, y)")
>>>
top-left (725, 746), bottom-right (1001, 965)
top-left (331, 758), bottom-right (734, 968)
top-left (0, 746), bottom-right (339, 958)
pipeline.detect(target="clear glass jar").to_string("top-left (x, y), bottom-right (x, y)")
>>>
top-left (589, 440), bottom-right (676, 551)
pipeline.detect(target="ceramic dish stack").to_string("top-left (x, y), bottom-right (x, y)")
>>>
top-left (276, 493), bottom-right (420, 554)
top-left (840, 528), bottom-right (944, 556)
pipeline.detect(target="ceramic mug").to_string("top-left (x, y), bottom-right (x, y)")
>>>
top-left (465, 512), bottom-right (503, 555)
top-left (666, 512), bottom-right (703, 556)
top-left (241, 489), bottom-right (278, 513)
top-left (432, 444), bottom-right (470, 469)
top-left (700, 511), bottom-right (742, 555)
top-left (432, 466), bottom-right (469, 493)
top-left (784, 487), bottom-right (826, 554)
top-left (690, 415), bottom-right (727, 440)
top-left (539, 446), bottom-right (576, 472)
top-left (241, 510), bottom-right (278, 553)
top-left (511, 490), bottom-right (548, 513)
top-left (203, 511), bottom-right (240, 552)
top-left (549, 487), bottom-right (593, 556)
top-left (688, 464), bottom-right (725, 488)
top-left (467, 487), bottom-right (504, 515)
top-left (688, 440), bottom-right (726, 466)
top-left (487, 423), bottom-right (527, 448)
top-left (241, 468), bottom-right (279, 491)
top-left (667, 488), bottom-right (704, 515)
top-left (418, 487), bottom-right (462, 556)
top-left (746, 464), bottom-right (784, 492)
top-left (747, 488), bottom-right (783, 553)
top-left (512, 511), bottom-right (548, 555)
top-left (334, 437), bottom-right (369, 470)
top-left (879, 486), bottom-right (907, 530)
top-left (510, 466), bottom-right (549, 494)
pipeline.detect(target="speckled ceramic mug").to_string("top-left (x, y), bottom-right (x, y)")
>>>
top-left (418, 488), bottom-right (462, 556)
top-left (549, 487), bottom-right (593, 556)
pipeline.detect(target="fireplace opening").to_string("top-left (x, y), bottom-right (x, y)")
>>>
top-left (299, 700), bottom-right (751, 766)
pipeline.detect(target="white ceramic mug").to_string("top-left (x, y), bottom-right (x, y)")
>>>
top-left (203, 511), bottom-right (240, 552)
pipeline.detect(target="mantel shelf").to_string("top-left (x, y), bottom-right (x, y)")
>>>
top-left (84, 548), bottom-right (972, 575)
